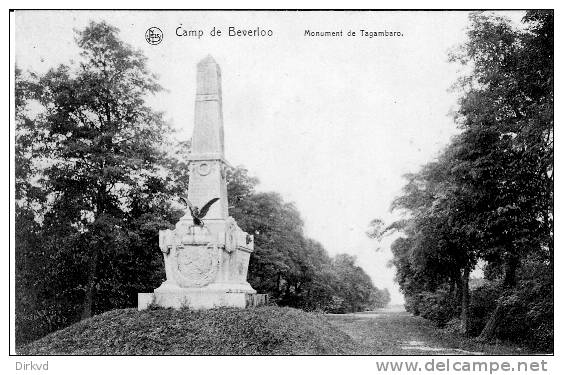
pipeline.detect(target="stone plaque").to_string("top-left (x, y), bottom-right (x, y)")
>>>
top-left (170, 244), bottom-right (220, 287)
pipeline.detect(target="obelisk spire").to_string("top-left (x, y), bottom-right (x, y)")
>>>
top-left (187, 55), bottom-right (229, 221)
top-left (191, 54), bottom-right (224, 158)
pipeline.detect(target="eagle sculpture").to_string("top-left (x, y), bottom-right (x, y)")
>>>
top-left (180, 196), bottom-right (220, 227)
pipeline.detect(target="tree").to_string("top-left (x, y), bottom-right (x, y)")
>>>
top-left (16, 21), bottom-right (175, 323)
top-left (386, 143), bottom-right (479, 331)
top-left (15, 66), bottom-right (51, 343)
top-left (332, 254), bottom-right (381, 312)
top-left (383, 11), bottom-right (553, 348)
top-left (449, 11), bottom-right (553, 339)
top-left (227, 167), bottom-right (309, 300)
top-left (226, 166), bottom-right (388, 312)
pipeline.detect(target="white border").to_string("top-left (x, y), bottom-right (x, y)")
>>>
top-left (3, 2), bottom-right (560, 374)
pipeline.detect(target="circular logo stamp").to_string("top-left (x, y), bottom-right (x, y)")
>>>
top-left (145, 27), bottom-right (163, 45)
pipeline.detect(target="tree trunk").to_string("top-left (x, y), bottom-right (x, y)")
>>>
top-left (454, 273), bottom-right (463, 304)
top-left (275, 272), bottom-right (282, 298)
top-left (81, 248), bottom-right (100, 320)
top-left (502, 253), bottom-right (519, 288)
top-left (479, 253), bottom-right (519, 340)
top-left (479, 304), bottom-right (501, 340)
top-left (450, 276), bottom-right (459, 307)
top-left (81, 184), bottom-right (106, 320)
top-left (460, 267), bottom-right (470, 335)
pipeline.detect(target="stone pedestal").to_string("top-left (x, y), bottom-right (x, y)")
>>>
top-left (138, 217), bottom-right (256, 310)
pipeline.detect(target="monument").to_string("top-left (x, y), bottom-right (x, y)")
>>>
top-left (138, 55), bottom-right (261, 310)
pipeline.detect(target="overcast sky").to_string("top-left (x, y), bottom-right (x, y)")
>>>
top-left (14, 10), bottom-right (525, 303)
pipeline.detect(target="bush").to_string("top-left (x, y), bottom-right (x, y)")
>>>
top-left (419, 289), bottom-right (459, 327)
top-left (467, 261), bottom-right (553, 353)
top-left (325, 296), bottom-right (346, 314)
top-left (15, 300), bottom-right (81, 346)
top-left (404, 293), bottom-right (422, 316)
top-left (467, 281), bottom-right (501, 336)
top-left (443, 317), bottom-right (464, 335)
top-left (407, 289), bottom-right (459, 327)
top-left (496, 261), bottom-right (553, 352)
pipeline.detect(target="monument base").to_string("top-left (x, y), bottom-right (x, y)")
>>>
top-left (138, 283), bottom-right (267, 310)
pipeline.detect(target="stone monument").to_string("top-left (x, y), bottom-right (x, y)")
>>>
top-left (138, 55), bottom-right (260, 310)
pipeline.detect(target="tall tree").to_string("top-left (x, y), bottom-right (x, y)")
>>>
top-left (386, 142), bottom-right (479, 331)
top-left (227, 166), bottom-right (387, 312)
top-left (18, 21), bottom-right (170, 320)
top-left (383, 11), bottom-right (553, 345)
top-left (449, 11), bottom-right (553, 338)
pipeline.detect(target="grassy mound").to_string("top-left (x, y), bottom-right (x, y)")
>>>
top-left (18, 306), bottom-right (358, 355)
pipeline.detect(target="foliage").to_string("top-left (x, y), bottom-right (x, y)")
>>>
top-left (380, 10), bottom-right (553, 351)
top-left (494, 259), bottom-right (553, 352)
top-left (466, 282), bottom-right (501, 336)
top-left (227, 167), bottom-right (389, 313)
top-left (414, 289), bottom-right (460, 327)
top-left (15, 22), bottom-right (183, 344)
top-left (466, 261), bottom-right (552, 353)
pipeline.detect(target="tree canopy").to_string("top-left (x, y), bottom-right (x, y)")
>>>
top-left (15, 21), bottom-right (183, 342)
top-left (380, 11), bottom-right (553, 352)
top-left (227, 167), bottom-right (390, 313)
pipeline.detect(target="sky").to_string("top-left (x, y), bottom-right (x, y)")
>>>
top-left (14, 10), bottom-right (525, 304)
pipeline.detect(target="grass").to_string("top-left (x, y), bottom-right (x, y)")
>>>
top-left (18, 306), bottom-right (537, 355)
top-left (17, 306), bottom-right (358, 355)
top-left (326, 309), bottom-right (532, 355)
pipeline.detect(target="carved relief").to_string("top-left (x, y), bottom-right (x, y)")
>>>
top-left (224, 217), bottom-right (238, 253)
top-left (170, 243), bottom-right (220, 287)
top-left (235, 252), bottom-right (250, 282)
top-left (198, 162), bottom-right (211, 176)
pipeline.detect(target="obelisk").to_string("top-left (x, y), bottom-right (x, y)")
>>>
top-left (138, 56), bottom-right (261, 310)
top-left (187, 55), bottom-right (229, 224)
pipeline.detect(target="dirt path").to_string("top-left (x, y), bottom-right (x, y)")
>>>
top-left (325, 306), bottom-right (527, 355)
